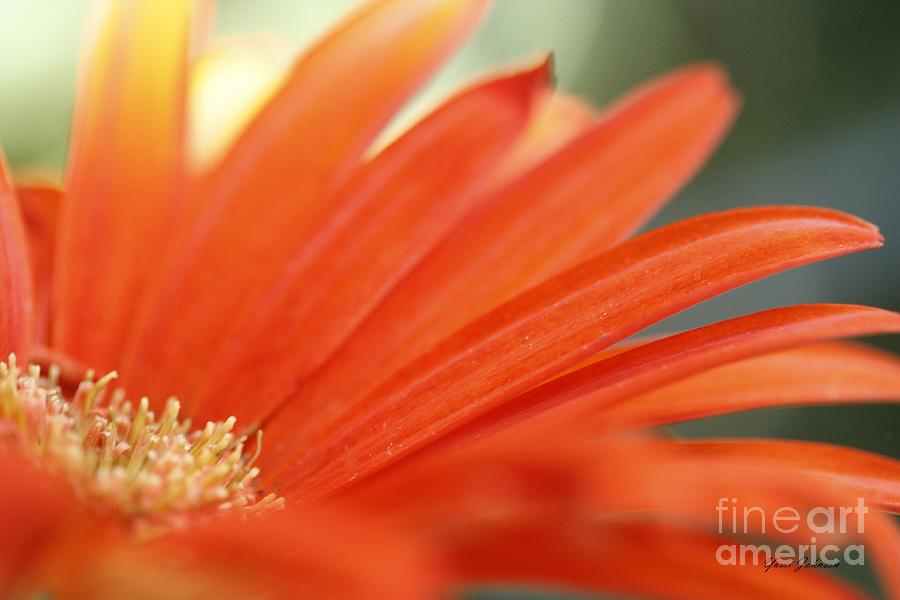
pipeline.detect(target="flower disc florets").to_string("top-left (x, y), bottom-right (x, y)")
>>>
top-left (0, 354), bottom-right (282, 532)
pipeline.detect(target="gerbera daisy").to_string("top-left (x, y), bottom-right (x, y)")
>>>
top-left (1, 0), bottom-right (899, 598)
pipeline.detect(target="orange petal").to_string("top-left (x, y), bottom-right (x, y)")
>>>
top-left (270, 63), bottom-right (739, 454)
top-left (629, 443), bottom-right (900, 599)
top-left (447, 305), bottom-right (900, 440)
top-left (121, 0), bottom-right (488, 403)
top-left (602, 341), bottom-right (900, 431)
top-left (0, 453), bottom-right (72, 594)
top-left (488, 88), bottom-right (596, 183)
top-left (186, 61), bottom-right (549, 423)
top-left (53, 0), bottom-right (195, 371)
top-left (57, 509), bottom-right (439, 600)
top-left (438, 520), bottom-right (870, 600)
top-left (264, 207), bottom-right (883, 497)
top-left (673, 439), bottom-right (900, 513)
top-left (344, 432), bottom-right (886, 599)
top-left (15, 187), bottom-right (61, 345)
top-left (0, 158), bottom-right (33, 358)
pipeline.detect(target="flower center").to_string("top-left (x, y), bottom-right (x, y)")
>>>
top-left (0, 354), bottom-right (282, 533)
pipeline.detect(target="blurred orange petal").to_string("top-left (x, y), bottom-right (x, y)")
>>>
top-left (346, 431), bottom-right (898, 598)
top-left (674, 439), bottom-right (900, 512)
top-left (439, 520), bottom-right (869, 600)
top-left (15, 186), bottom-right (61, 345)
top-left (489, 87), bottom-right (596, 182)
top-left (54, 0), bottom-right (195, 371)
top-left (0, 453), bottom-right (74, 595)
top-left (0, 158), bottom-right (33, 357)
top-left (56, 509), bottom-right (438, 600)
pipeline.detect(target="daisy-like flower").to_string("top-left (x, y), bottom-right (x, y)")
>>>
top-left (2, 1), bottom-right (899, 598)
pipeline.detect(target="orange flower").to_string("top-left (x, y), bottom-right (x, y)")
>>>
top-left (1, 1), bottom-right (899, 598)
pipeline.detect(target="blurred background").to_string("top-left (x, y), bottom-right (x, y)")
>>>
top-left (0, 1), bottom-right (897, 597)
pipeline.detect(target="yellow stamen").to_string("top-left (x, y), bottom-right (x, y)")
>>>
top-left (0, 354), bottom-right (282, 532)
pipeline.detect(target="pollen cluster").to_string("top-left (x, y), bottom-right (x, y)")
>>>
top-left (0, 355), bottom-right (282, 531)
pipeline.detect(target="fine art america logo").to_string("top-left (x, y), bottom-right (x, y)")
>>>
top-left (715, 497), bottom-right (868, 570)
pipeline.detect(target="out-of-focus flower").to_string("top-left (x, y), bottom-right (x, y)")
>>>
top-left (1, 0), bottom-right (899, 598)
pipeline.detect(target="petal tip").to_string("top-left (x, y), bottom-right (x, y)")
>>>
top-left (485, 54), bottom-right (555, 116)
top-left (755, 205), bottom-right (884, 249)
